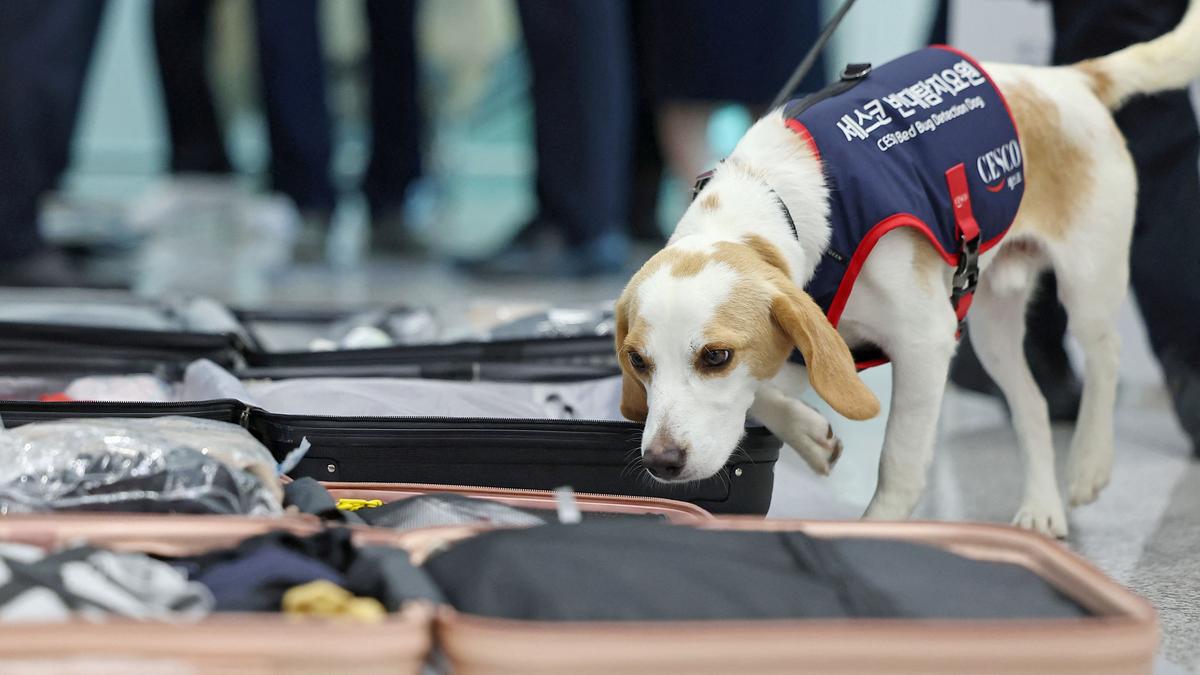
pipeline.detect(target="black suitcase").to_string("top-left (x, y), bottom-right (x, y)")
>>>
top-left (0, 397), bottom-right (780, 515)
top-left (0, 295), bottom-right (778, 513)
top-left (0, 293), bottom-right (617, 378)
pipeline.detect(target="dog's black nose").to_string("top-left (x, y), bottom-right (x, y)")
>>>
top-left (644, 444), bottom-right (687, 480)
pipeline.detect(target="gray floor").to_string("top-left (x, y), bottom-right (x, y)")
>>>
top-left (84, 215), bottom-right (1200, 673)
top-left (768, 299), bottom-right (1200, 673)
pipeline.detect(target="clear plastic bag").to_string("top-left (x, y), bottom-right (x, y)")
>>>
top-left (0, 417), bottom-right (283, 516)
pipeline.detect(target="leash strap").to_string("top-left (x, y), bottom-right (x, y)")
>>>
top-left (769, 0), bottom-right (861, 111)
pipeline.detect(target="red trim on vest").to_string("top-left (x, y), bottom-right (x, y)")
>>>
top-left (785, 118), bottom-right (822, 166)
top-left (854, 357), bottom-right (890, 372)
top-left (825, 212), bottom-right (946, 329)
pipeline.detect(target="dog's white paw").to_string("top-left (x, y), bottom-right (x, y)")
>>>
top-left (1067, 447), bottom-right (1113, 507)
top-left (787, 422), bottom-right (843, 476)
top-left (1012, 499), bottom-right (1069, 539)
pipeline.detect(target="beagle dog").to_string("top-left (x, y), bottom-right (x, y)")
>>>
top-left (616, 3), bottom-right (1200, 537)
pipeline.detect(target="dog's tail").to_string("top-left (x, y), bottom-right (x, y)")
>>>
top-left (1075, 0), bottom-right (1200, 109)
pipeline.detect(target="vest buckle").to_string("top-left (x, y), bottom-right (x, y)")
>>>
top-left (952, 233), bottom-right (980, 298)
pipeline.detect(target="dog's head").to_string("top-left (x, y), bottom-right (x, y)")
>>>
top-left (615, 237), bottom-right (879, 482)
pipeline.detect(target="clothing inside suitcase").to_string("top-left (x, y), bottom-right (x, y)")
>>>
top-left (0, 520), bottom-right (440, 623)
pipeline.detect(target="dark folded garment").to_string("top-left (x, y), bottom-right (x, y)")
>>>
top-left (164, 528), bottom-right (442, 612)
top-left (425, 521), bottom-right (1088, 622)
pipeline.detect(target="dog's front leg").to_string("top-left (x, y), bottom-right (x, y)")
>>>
top-left (751, 379), bottom-right (843, 475)
top-left (862, 334), bottom-right (957, 521)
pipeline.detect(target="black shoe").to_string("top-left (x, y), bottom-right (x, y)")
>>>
top-left (0, 248), bottom-right (120, 289)
top-left (1026, 335), bottom-right (1083, 423)
top-left (458, 228), bottom-right (630, 279)
top-left (1161, 345), bottom-right (1200, 458)
top-left (292, 210), bottom-right (331, 263)
top-left (951, 331), bottom-right (1082, 423)
top-left (369, 208), bottom-right (426, 257)
top-left (949, 332), bottom-right (1003, 398)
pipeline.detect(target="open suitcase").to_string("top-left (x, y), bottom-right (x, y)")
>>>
top-left (407, 519), bottom-right (1159, 675)
top-left (0, 514), bottom-right (433, 675)
top-left (0, 394), bottom-right (780, 514)
top-left (0, 293), bottom-right (779, 514)
top-left (0, 289), bottom-right (618, 379)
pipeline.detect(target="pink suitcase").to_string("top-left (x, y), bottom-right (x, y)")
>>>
top-left (320, 480), bottom-right (713, 524)
top-left (0, 515), bottom-right (431, 675)
top-left (414, 519), bottom-right (1158, 675)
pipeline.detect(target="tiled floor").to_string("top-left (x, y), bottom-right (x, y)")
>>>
top-left (73, 212), bottom-right (1200, 673)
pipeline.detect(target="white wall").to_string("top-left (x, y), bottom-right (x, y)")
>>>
top-left (824, 0), bottom-right (939, 77)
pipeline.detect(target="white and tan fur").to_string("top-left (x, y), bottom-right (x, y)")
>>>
top-left (616, 3), bottom-right (1200, 537)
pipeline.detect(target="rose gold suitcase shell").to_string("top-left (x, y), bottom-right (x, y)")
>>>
top-left (0, 515), bottom-right (431, 675)
top-left (426, 519), bottom-right (1158, 675)
top-left (320, 481), bottom-right (713, 523)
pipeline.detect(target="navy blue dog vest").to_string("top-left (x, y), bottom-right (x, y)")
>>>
top-left (697, 46), bottom-right (1025, 370)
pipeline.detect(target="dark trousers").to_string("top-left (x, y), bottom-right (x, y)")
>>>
top-left (1048, 0), bottom-right (1200, 360)
top-left (363, 0), bottom-right (422, 215)
top-left (515, 0), bottom-right (633, 246)
top-left (0, 0), bottom-right (107, 261)
top-left (153, 0), bottom-right (335, 212)
top-left (152, 0), bottom-right (228, 174)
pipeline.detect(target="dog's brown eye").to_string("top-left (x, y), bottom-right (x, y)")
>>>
top-left (701, 348), bottom-right (732, 368)
top-left (628, 351), bottom-right (647, 371)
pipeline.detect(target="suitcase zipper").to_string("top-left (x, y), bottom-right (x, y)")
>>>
top-left (256, 411), bottom-right (776, 437)
top-left (344, 480), bottom-right (681, 505)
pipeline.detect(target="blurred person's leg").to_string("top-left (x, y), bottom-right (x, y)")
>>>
top-left (253, 0), bottom-right (335, 215)
top-left (639, 0), bottom-right (823, 219)
top-left (628, 104), bottom-right (667, 245)
top-left (152, 0), bottom-right (231, 174)
top-left (626, 4), bottom-right (666, 245)
top-left (470, 0), bottom-right (632, 276)
top-left (943, 0), bottom-right (1083, 421)
top-left (363, 0), bottom-right (422, 253)
top-left (0, 0), bottom-right (107, 285)
top-left (928, 0), bottom-right (950, 45)
top-left (1051, 0), bottom-right (1200, 453)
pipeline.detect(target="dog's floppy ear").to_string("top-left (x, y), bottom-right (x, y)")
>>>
top-left (771, 283), bottom-right (880, 420)
top-left (614, 295), bottom-right (648, 422)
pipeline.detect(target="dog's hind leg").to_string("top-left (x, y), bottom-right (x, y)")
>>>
top-left (969, 249), bottom-right (1068, 537)
top-left (1051, 248), bottom-right (1126, 507)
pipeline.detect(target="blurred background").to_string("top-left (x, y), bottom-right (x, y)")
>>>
top-left (4, 0), bottom-right (949, 305)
